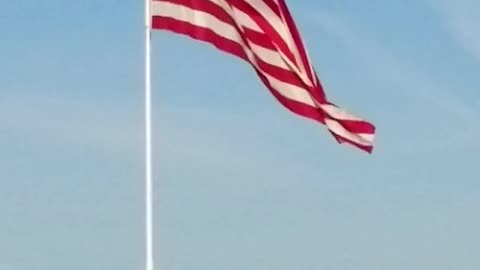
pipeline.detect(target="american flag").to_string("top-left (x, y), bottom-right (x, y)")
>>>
top-left (150, 0), bottom-right (376, 153)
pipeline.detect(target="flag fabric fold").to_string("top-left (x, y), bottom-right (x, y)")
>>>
top-left (150, 0), bottom-right (376, 153)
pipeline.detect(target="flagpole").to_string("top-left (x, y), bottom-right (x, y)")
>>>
top-left (144, 0), bottom-right (154, 269)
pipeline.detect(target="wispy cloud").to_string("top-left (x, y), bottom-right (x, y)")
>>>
top-left (0, 95), bottom-right (139, 156)
top-left (429, 0), bottom-right (480, 62)
top-left (307, 10), bottom-right (479, 153)
top-left (0, 264), bottom-right (16, 270)
top-left (0, 95), bottom-right (309, 174)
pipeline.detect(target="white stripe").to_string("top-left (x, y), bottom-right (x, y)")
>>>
top-left (358, 133), bottom-right (375, 143)
top-left (151, 1), bottom-right (241, 43)
top-left (152, 2), bottom-right (297, 80)
top-left (260, 72), bottom-right (374, 146)
top-left (152, 1), bottom-right (313, 88)
top-left (229, 5), bottom-right (262, 31)
top-left (152, 1), bottom-right (371, 144)
top-left (262, 71), bottom-right (316, 106)
top-left (272, 1), bottom-right (311, 81)
top-left (237, 2), bottom-right (313, 87)
top-left (243, 0), bottom-right (289, 47)
top-left (229, 7), bottom-right (307, 80)
top-left (249, 43), bottom-right (289, 69)
top-left (325, 119), bottom-right (374, 146)
top-left (245, 0), bottom-right (312, 85)
top-left (151, 2), bottom-right (315, 105)
top-left (226, 2), bottom-right (309, 86)
top-left (304, 49), bottom-right (318, 86)
top-left (320, 104), bottom-right (366, 121)
top-left (242, 47), bottom-right (316, 107)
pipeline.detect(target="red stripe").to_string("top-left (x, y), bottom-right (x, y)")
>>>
top-left (153, 0), bottom-right (234, 27)
top-left (312, 70), bottom-right (327, 100)
top-left (241, 28), bottom-right (276, 51)
top-left (230, 0), bottom-right (299, 69)
top-left (151, 0), bottom-right (375, 153)
top-left (153, 15), bottom-right (312, 93)
top-left (152, 3), bottom-right (307, 89)
top-left (152, 16), bottom-right (247, 60)
top-left (255, 70), bottom-right (327, 125)
top-left (330, 132), bottom-right (374, 153)
top-left (277, 0), bottom-right (316, 86)
top-left (254, 58), bottom-right (305, 88)
top-left (151, 20), bottom-right (339, 129)
top-left (257, 70), bottom-right (373, 153)
top-left (335, 119), bottom-right (376, 135)
top-left (323, 101), bottom-right (375, 134)
top-left (262, 0), bottom-right (281, 18)
top-left (153, 12), bottom-right (322, 122)
top-left (230, 0), bottom-right (329, 106)
top-left (152, 0), bottom-right (311, 90)
top-left (153, 0), bottom-right (281, 52)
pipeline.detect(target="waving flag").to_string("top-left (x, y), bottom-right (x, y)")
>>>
top-left (150, 0), bottom-right (376, 152)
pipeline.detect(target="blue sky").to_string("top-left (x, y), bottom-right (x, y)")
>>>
top-left (1, 0), bottom-right (479, 269)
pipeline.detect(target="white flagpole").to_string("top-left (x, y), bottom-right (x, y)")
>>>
top-left (144, 0), bottom-right (154, 269)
